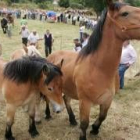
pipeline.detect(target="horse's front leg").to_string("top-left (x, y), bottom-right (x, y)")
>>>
top-left (63, 95), bottom-right (77, 125)
top-left (79, 99), bottom-right (91, 140)
top-left (45, 97), bottom-right (52, 120)
top-left (28, 98), bottom-right (39, 138)
top-left (90, 99), bottom-right (112, 135)
top-left (5, 104), bottom-right (16, 140)
top-left (35, 93), bottom-right (41, 124)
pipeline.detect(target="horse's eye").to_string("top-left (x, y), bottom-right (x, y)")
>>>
top-left (48, 87), bottom-right (53, 91)
top-left (121, 12), bottom-right (129, 17)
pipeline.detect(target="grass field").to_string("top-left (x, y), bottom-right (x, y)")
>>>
top-left (0, 18), bottom-right (81, 60)
top-left (0, 18), bottom-right (140, 140)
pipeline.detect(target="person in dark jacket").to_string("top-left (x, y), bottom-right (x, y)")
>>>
top-left (1, 16), bottom-right (8, 34)
top-left (44, 30), bottom-right (54, 57)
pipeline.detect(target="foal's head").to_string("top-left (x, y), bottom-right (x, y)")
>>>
top-left (40, 62), bottom-right (64, 112)
top-left (107, 1), bottom-right (140, 40)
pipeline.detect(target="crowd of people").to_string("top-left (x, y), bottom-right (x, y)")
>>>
top-left (0, 8), bottom-right (97, 30)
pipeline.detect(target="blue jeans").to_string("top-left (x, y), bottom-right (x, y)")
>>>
top-left (119, 64), bottom-right (129, 89)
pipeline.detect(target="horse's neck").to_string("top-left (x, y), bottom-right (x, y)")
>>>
top-left (93, 23), bottom-right (123, 76)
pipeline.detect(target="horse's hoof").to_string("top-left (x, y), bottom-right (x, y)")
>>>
top-left (35, 121), bottom-right (42, 125)
top-left (90, 124), bottom-right (99, 135)
top-left (29, 130), bottom-right (39, 138)
top-left (45, 115), bottom-right (52, 120)
top-left (90, 129), bottom-right (99, 135)
top-left (6, 136), bottom-right (15, 140)
top-left (79, 136), bottom-right (86, 140)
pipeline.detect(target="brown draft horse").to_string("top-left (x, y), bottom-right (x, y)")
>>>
top-left (0, 56), bottom-right (63, 140)
top-left (47, 1), bottom-right (140, 140)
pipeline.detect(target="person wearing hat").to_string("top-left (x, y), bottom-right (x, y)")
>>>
top-left (28, 30), bottom-right (40, 48)
top-left (19, 25), bottom-right (30, 46)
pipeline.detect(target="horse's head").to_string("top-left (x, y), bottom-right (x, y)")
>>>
top-left (107, 0), bottom-right (140, 40)
top-left (40, 62), bottom-right (64, 113)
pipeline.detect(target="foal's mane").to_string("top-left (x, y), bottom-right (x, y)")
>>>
top-left (78, 2), bottom-right (126, 60)
top-left (4, 56), bottom-right (62, 84)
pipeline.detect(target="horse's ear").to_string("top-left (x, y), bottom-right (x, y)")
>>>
top-left (43, 65), bottom-right (50, 75)
top-left (56, 59), bottom-right (64, 68)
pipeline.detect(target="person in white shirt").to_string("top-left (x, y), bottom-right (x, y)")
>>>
top-left (79, 24), bottom-right (85, 42)
top-left (82, 33), bottom-right (89, 48)
top-left (28, 30), bottom-right (40, 48)
top-left (119, 40), bottom-right (137, 89)
top-left (19, 25), bottom-right (30, 46)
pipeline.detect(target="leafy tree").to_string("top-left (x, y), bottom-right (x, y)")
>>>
top-left (4, 0), bottom-right (12, 5)
top-left (85, 0), bottom-right (106, 18)
top-left (59, 0), bottom-right (70, 8)
top-left (34, 0), bottom-right (45, 4)
top-left (125, 0), bottom-right (140, 6)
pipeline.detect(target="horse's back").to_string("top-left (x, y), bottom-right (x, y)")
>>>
top-left (47, 50), bottom-right (79, 99)
top-left (10, 49), bottom-right (26, 60)
top-left (47, 50), bottom-right (77, 63)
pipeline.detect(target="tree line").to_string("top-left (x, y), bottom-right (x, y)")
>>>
top-left (2, 0), bottom-right (140, 16)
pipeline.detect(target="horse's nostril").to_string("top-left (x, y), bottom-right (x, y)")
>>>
top-left (56, 111), bottom-right (60, 113)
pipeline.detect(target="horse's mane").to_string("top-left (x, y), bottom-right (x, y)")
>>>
top-left (78, 2), bottom-right (127, 60)
top-left (4, 56), bottom-right (62, 84)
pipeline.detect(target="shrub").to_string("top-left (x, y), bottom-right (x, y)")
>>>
top-left (59, 0), bottom-right (70, 8)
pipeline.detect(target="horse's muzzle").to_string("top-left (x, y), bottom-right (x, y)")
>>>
top-left (50, 100), bottom-right (64, 113)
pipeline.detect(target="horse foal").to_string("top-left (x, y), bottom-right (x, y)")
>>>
top-left (1, 56), bottom-right (63, 140)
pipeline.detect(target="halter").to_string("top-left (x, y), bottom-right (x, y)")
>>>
top-left (107, 12), bottom-right (140, 32)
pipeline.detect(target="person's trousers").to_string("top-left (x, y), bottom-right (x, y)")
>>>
top-left (22, 38), bottom-right (28, 46)
top-left (45, 45), bottom-right (52, 57)
top-left (2, 27), bottom-right (7, 34)
top-left (119, 64), bottom-right (129, 89)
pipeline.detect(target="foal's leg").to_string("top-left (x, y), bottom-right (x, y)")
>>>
top-left (5, 104), bottom-right (16, 140)
top-left (45, 97), bottom-right (52, 120)
top-left (90, 100), bottom-right (112, 135)
top-left (35, 93), bottom-right (41, 124)
top-left (79, 99), bottom-right (91, 140)
top-left (63, 95), bottom-right (77, 125)
top-left (28, 99), bottom-right (39, 137)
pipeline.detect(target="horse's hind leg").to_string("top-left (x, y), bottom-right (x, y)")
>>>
top-left (63, 95), bottom-right (77, 126)
top-left (5, 104), bottom-right (16, 140)
top-left (90, 100), bottom-right (112, 135)
top-left (28, 99), bottom-right (39, 138)
top-left (45, 97), bottom-right (52, 120)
